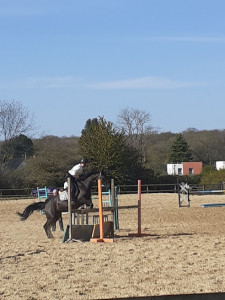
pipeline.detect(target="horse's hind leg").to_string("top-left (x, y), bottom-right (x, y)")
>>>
top-left (51, 217), bottom-right (63, 232)
top-left (43, 218), bottom-right (54, 238)
top-left (51, 222), bottom-right (56, 231)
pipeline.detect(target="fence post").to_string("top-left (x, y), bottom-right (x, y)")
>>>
top-left (68, 177), bottom-right (72, 241)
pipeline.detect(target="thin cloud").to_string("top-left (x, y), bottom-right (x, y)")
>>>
top-left (0, 76), bottom-right (83, 89)
top-left (88, 76), bottom-right (204, 90)
top-left (26, 76), bottom-right (83, 88)
top-left (0, 76), bottom-right (206, 90)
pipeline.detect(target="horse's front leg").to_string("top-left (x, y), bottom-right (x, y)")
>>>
top-left (87, 202), bottom-right (93, 209)
top-left (83, 197), bottom-right (93, 209)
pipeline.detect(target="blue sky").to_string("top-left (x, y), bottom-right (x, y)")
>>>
top-left (0, 0), bottom-right (225, 137)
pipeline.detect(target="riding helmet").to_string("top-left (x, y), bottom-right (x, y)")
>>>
top-left (80, 157), bottom-right (88, 165)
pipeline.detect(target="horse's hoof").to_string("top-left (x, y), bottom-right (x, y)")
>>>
top-left (87, 204), bottom-right (93, 209)
top-left (47, 234), bottom-right (54, 239)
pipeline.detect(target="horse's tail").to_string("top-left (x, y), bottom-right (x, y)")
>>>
top-left (16, 202), bottom-right (46, 221)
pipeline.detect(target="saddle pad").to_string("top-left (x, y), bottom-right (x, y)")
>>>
top-left (59, 190), bottom-right (68, 201)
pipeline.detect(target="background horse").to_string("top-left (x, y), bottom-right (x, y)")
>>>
top-left (17, 172), bottom-right (108, 238)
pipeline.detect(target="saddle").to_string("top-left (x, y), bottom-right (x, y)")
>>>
top-left (59, 190), bottom-right (68, 201)
top-left (59, 189), bottom-right (80, 202)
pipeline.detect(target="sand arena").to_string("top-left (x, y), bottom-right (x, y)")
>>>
top-left (1, 193), bottom-right (225, 299)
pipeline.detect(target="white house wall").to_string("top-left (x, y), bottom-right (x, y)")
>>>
top-left (167, 164), bottom-right (183, 175)
top-left (216, 161), bottom-right (225, 170)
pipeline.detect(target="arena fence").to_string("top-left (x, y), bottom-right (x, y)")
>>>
top-left (0, 182), bottom-right (225, 200)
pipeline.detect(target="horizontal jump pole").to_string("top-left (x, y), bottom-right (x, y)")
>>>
top-left (72, 205), bottom-right (139, 214)
top-left (201, 203), bottom-right (225, 208)
top-left (191, 190), bottom-right (225, 194)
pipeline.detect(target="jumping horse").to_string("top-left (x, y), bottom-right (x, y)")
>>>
top-left (17, 172), bottom-right (107, 238)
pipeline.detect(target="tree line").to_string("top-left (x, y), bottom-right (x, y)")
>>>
top-left (1, 100), bottom-right (225, 189)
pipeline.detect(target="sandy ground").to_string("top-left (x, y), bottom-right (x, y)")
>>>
top-left (1, 192), bottom-right (225, 300)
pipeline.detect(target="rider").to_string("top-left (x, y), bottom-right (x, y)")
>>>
top-left (65, 158), bottom-right (88, 205)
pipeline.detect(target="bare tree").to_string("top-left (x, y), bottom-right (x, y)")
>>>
top-left (0, 100), bottom-right (36, 141)
top-left (117, 107), bottom-right (153, 165)
top-left (0, 100), bottom-right (36, 163)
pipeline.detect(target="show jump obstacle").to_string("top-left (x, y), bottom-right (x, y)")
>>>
top-left (178, 181), bottom-right (190, 208)
top-left (90, 179), bottom-right (114, 243)
top-left (37, 186), bottom-right (48, 214)
top-left (63, 178), bottom-right (143, 243)
top-left (64, 177), bottom-right (115, 243)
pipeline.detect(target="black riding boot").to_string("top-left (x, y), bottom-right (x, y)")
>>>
top-left (71, 180), bottom-right (79, 205)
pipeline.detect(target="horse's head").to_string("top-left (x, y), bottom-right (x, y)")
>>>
top-left (77, 171), bottom-right (110, 209)
top-left (99, 171), bottom-right (111, 192)
top-left (82, 171), bottom-right (110, 191)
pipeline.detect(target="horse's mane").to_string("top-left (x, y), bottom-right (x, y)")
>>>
top-left (82, 171), bottom-right (105, 181)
